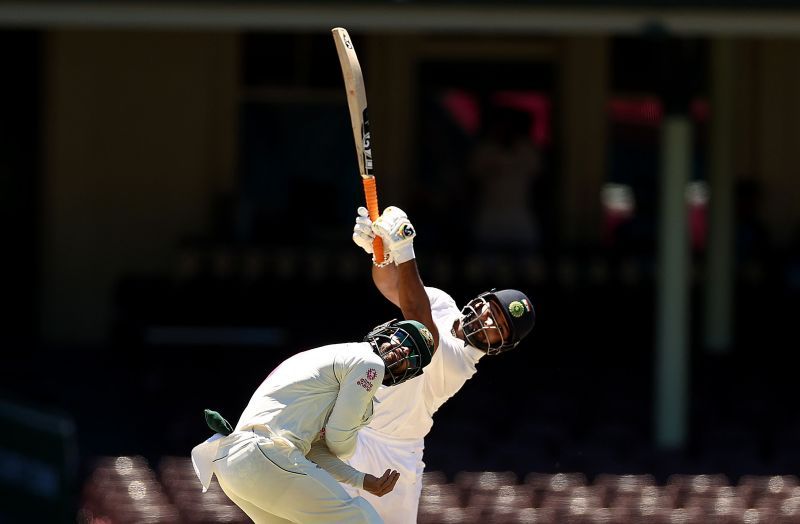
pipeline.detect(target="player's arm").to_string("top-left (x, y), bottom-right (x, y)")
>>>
top-left (307, 438), bottom-right (365, 487)
top-left (394, 259), bottom-right (438, 349)
top-left (325, 360), bottom-right (382, 458)
top-left (307, 438), bottom-right (399, 495)
top-left (372, 263), bottom-right (400, 307)
top-left (371, 207), bottom-right (439, 350)
top-left (353, 206), bottom-right (439, 348)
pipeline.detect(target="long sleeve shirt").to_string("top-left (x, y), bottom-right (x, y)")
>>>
top-left (237, 342), bottom-right (383, 487)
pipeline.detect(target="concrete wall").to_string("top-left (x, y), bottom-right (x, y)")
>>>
top-left (753, 40), bottom-right (800, 246)
top-left (41, 30), bottom-right (238, 345)
top-left (36, 30), bottom-right (800, 346)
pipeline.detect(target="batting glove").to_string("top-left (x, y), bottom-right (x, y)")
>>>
top-left (372, 206), bottom-right (416, 265)
top-left (353, 207), bottom-right (393, 265)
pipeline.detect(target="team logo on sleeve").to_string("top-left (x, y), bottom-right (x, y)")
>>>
top-left (357, 368), bottom-right (378, 391)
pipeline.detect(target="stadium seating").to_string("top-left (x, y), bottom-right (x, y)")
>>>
top-left (77, 457), bottom-right (800, 524)
top-left (80, 456), bottom-right (180, 524)
top-left (73, 247), bottom-right (799, 523)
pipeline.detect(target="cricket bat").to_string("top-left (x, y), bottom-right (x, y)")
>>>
top-left (331, 27), bottom-right (386, 264)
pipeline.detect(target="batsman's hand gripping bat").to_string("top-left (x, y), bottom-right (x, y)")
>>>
top-left (331, 27), bottom-right (387, 265)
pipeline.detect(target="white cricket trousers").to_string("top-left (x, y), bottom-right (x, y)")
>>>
top-left (344, 428), bottom-right (425, 524)
top-left (212, 431), bottom-right (383, 524)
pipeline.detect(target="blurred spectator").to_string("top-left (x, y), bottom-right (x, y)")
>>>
top-left (601, 182), bottom-right (636, 249)
top-left (686, 180), bottom-right (709, 253)
top-left (469, 107), bottom-right (541, 252)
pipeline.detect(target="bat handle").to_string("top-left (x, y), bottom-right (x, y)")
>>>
top-left (362, 177), bottom-right (386, 265)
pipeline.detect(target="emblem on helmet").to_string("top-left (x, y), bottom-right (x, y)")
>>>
top-left (419, 327), bottom-right (434, 350)
top-left (509, 300), bottom-right (526, 318)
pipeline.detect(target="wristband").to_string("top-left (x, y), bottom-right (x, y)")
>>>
top-left (373, 254), bottom-right (393, 268)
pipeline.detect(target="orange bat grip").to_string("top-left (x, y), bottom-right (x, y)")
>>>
top-left (362, 177), bottom-right (385, 264)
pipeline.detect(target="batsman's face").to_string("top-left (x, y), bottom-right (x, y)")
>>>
top-left (464, 298), bottom-right (511, 348)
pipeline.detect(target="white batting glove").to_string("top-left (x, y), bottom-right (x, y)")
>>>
top-left (372, 206), bottom-right (416, 265)
top-left (353, 207), bottom-right (394, 265)
top-left (353, 207), bottom-right (376, 254)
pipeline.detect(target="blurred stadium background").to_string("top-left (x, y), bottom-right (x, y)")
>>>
top-left (2, 1), bottom-right (800, 523)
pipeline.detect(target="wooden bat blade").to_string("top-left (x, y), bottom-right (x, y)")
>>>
top-left (332, 27), bottom-right (385, 264)
top-left (331, 27), bottom-right (372, 180)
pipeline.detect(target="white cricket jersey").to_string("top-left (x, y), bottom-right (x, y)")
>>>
top-left (365, 287), bottom-right (485, 440)
top-left (235, 342), bottom-right (385, 459)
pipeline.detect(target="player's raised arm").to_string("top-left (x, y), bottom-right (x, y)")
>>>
top-left (371, 264), bottom-right (400, 307)
top-left (372, 207), bottom-right (439, 350)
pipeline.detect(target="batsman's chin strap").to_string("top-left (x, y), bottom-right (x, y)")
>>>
top-left (204, 409), bottom-right (233, 436)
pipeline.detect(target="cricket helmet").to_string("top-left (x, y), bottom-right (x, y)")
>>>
top-left (460, 289), bottom-right (535, 355)
top-left (365, 319), bottom-right (435, 386)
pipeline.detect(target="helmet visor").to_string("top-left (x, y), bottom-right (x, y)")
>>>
top-left (367, 323), bottom-right (427, 386)
top-left (460, 295), bottom-right (513, 354)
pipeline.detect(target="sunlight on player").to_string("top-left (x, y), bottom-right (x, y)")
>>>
top-left (191, 317), bottom-right (435, 522)
top-left (344, 205), bottom-right (536, 524)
